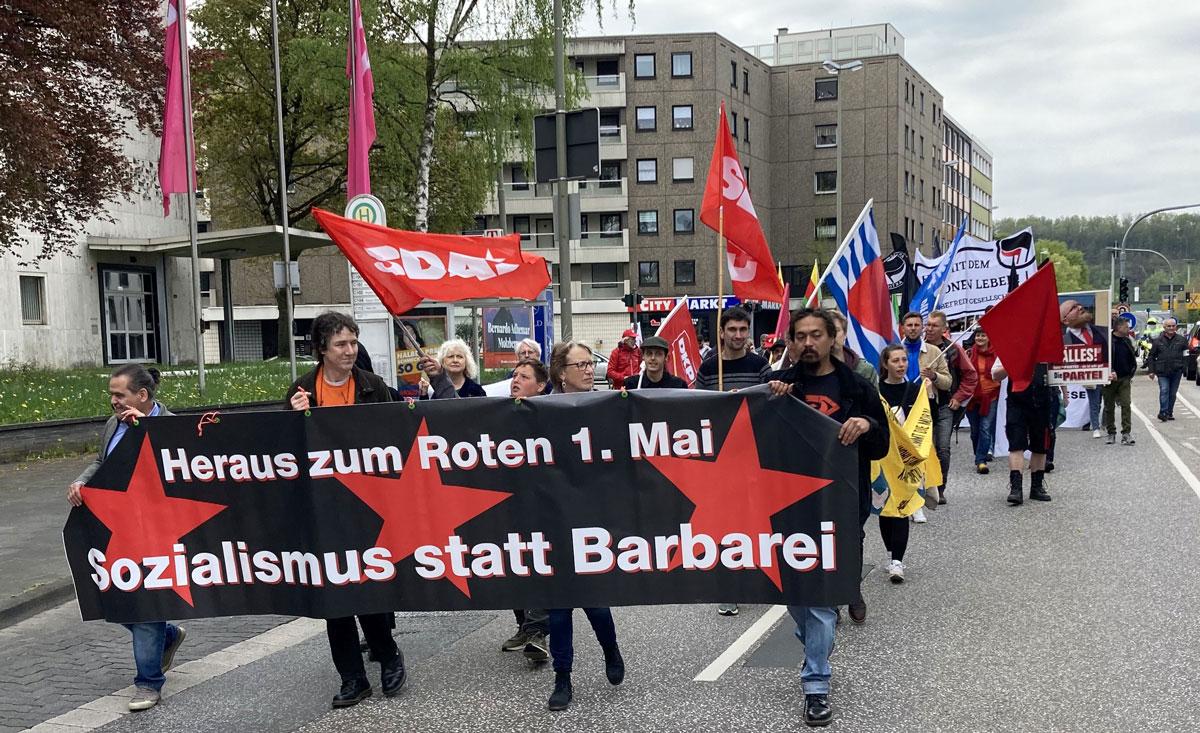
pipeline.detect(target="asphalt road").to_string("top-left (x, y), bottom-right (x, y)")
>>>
top-left (7, 377), bottom-right (1200, 733)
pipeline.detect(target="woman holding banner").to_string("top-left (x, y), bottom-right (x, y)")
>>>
top-left (876, 345), bottom-right (926, 582)
top-left (543, 341), bottom-right (626, 711)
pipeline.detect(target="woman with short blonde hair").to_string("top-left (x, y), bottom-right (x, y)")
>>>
top-left (436, 338), bottom-right (485, 397)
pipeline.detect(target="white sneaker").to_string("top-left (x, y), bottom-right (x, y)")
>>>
top-left (1092, 429), bottom-right (1102, 438)
top-left (911, 508), bottom-right (927, 524)
top-left (887, 559), bottom-right (905, 583)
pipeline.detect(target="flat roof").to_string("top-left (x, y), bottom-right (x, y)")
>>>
top-left (87, 225), bottom-right (333, 260)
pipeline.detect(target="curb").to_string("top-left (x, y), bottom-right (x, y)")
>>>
top-left (0, 578), bottom-right (76, 630)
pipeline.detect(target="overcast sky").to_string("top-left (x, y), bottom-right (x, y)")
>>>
top-left (577, 0), bottom-right (1200, 220)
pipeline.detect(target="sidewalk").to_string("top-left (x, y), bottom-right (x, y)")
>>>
top-left (0, 456), bottom-right (92, 627)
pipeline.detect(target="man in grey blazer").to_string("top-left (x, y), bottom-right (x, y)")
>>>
top-left (66, 364), bottom-right (186, 712)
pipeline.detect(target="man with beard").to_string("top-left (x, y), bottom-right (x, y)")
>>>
top-left (1059, 299), bottom-right (1108, 436)
top-left (766, 308), bottom-right (890, 727)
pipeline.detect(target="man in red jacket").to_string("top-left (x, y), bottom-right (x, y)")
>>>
top-left (606, 328), bottom-right (642, 389)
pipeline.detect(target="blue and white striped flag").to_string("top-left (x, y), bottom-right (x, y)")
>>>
top-left (908, 216), bottom-right (966, 319)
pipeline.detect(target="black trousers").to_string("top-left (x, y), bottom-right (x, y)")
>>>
top-left (878, 515), bottom-right (910, 562)
top-left (327, 613), bottom-right (397, 682)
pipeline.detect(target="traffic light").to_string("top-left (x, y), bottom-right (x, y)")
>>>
top-left (1119, 277), bottom-right (1130, 304)
top-left (621, 292), bottom-right (644, 310)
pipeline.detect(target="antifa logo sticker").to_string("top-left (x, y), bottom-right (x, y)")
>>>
top-left (996, 230), bottom-right (1035, 268)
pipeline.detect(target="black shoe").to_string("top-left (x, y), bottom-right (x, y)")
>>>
top-left (548, 671), bottom-right (572, 711)
top-left (523, 631), bottom-right (549, 663)
top-left (848, 599), bottom-right (866, 624)
top-left (937, 494), bottom-right (947, 505)
top-left (1158, 414), bottom-right (1168, 422)
top-left (603, 645), bottom-right (625, 685)
top-left (1044, 461), bottom-right (1055, 472)
top-left (804, 693), bottom-right (833, 727)
top-left (332, 677), bottom-right (372, 708)
top-left (1167, 414), bottom-right (1176, 421)
top-left (1122, 434), bottom-right (1136, 445)
top-left (1007, 473), bottom-right (1023, 506)
top-left (1029, 485), bottom-right (1051, 502)
top-left (1106, 433), bottom-right (1116, 445)
top-left (381, 651), bottom-right (407, 697)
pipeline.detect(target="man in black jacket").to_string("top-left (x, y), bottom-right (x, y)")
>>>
top-left (766, 308), bottom-right (890, 728)
top-left (1102, 317), bottom-right (1137, 444)
top-left (1147, 317), bottom-right (1188, 421)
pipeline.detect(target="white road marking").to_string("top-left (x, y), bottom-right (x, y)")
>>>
top-left (1132, 404), bottom-right (1200, 503)
top-left (25, 616), bottom-right (324, 732)
top-left (1182, 442), bottom-right (1200, 458)
top-left (1174, 390), bottom-right (1200, 419)
top-left (694, 604), bottom-right (788, 682)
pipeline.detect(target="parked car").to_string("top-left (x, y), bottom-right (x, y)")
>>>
top-left (1186, 322), bottom-right (1200, 383)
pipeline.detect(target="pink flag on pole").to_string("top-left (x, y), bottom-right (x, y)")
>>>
top-left (346, 0), bottom-right (376, 198)
top-left (158, 0), bottom-right (195, 216)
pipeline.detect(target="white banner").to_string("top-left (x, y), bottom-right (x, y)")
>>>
top-left (914, 228), bottom-right (1037, 320)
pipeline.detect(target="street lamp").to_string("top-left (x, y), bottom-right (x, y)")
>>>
top-left (1118, 203), bottom-right (1200, 282)
top-left (822, 59), bottom-right (863, 242)
top-left (1108, 245), bottom-right (1177, 313)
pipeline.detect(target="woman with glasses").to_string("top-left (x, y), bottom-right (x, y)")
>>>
top-left (542, 341), bottom-right (625, 711)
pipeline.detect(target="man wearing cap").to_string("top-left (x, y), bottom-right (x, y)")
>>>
top-left (606, 328), bottom-right (643, 390)
top-left (625, 336), bottom-right (688, 389)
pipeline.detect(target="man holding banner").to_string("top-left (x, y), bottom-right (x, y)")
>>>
top-left (768, 308), bottom-right (890, 727)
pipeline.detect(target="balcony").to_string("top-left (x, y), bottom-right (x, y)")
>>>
top-left (483, 178), bottom-right (628, 216)
top-left (581, 72), bottom-right (626, 108)
top-left (518, 230), bottom-right (629, 265)
top-left (579, 279), bottom-right (627, 300)
top-left (599, 123), bottom-right (626, 160)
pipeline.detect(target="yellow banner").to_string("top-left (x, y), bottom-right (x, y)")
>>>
top-left (871, 383), bottom-right (938, 517)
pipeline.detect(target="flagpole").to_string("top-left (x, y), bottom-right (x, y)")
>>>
top-left (270, 0), bottom-right (297, 382)
top-left (807, 198), bottom-right (875, 307)
top-left (176, 0), bottom-right (205, 395)
top-left (716, 206), bottom-right (725, 391)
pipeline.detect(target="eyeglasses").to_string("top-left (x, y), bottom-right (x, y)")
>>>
top-left (568, 361), bottom-right (596, 371)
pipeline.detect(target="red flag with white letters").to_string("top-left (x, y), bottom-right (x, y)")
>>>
top-left (312, 208), bottom-right (551, 314)
top-left (653, 298), bottom-right (703, 387)
top-left (699, 102), bottom-right (785, 303)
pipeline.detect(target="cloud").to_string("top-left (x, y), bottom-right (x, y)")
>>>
top-left (578, 0), bottom-right (1200, 218)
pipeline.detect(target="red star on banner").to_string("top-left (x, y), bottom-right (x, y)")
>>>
top-left (646, 400), bottom-right (831, 590)
top-left (336, 420), bottom-right (512, 598)
top-left (82, 435), bottom-right (228, 606)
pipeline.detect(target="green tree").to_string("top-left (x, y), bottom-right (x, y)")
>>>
top-left (1037, 238), bottom-right (1091, 292)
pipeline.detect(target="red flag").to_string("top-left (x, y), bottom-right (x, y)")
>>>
top-left (773, 283), bottom-right (790, 340)
top-left (312, 208), bottom-right (550, 314)
top-left (699, 103), bottom-right (785, 303)
top-left (346, 0), bottom-right (375, 198)
top-left (978, 262), bottom-right (1064, 392)
top-left (159, 0), bottom-right (196, 215)
top-left (654, 298), bottom-right (703, 387)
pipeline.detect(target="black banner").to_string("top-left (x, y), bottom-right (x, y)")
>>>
top-left (64, 389), bottom-right (862, 622)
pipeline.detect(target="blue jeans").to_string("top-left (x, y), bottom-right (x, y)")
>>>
top-left (1158, 371), bottom-right (1183, 416)
top-left (122, 622), bottom-right (179, 691)
top-left (967, 404), bottom-right (997, 464)
top-left (547, 608), bottom-right (617, 674)
top-left (1086, 387), bottom-right (1102, 430)
top-left (787, 606), bottom-right (837, 695)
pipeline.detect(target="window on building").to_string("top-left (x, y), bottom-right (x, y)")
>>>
top-left (634, 53), bottom-right (655, 79)
top-left (671, 52), bottom-right (692, 78)
top-left (20, 275), bottom-right (46, 325)
top-left (599, 161), bottom-right (621, 188)
top-left (636, 158), bottom-right (657, 183)
top-left (730, 111), bottom-right (738, 137)
top-left (815, 171), bottom-right (837, 194)
top-left (511, 165), bottom-right (528, 191)
top-left (904, 125), bottom-right (910, 151)
top-left (920, 178), bottom-right (925, 202)
top-left (904, 79), bottom-right (909, 102)
top-left (920, 91), bottom-right (925, 114)
top-left (904, 216), bottom-right (910, 240)
top-left (815, 124), bottom-right (837, 147)
top-left (639, 261), bottom-right (660, 287)
top-left (815, 77), bottom-right (838, 101)
top-left (743, 68), bottom-right (749, 93)
top-left (920, 135), bottom-right (924, 158)
top-left (601, 213), bottom-right (622, 237)
top-left (919, 222), bottom-right (924, 244)
top-left (635, 106), bottom-right (656, 132)
top-left (743, 116), bottom-right (750, 142)
top-left (744, 166), bottom-right (750, 187)
top-left (731, 60), bottom-right (738, 87)
top-left (672, 157), bottom-right (694, 181)
top-left (815, 217), bottom-right (837, 240)
top-left (675, 259), bottom-right (696, 285)
top-left (599, 110), bottom-right (621, 137)
top-left (672, 104), bottom-right (694, 130)
top-left (637, 210), bottom-right (658, 235)
top-left (513, 215), bottom-right (531, 240)
top-left (673, 208), bottom-right (695, 233)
